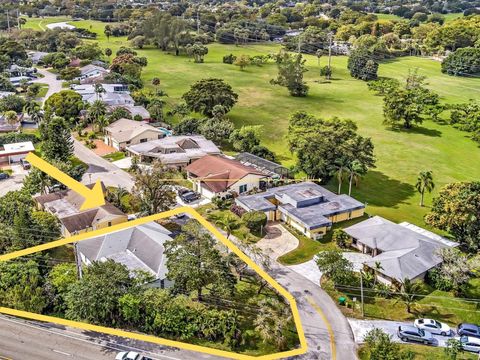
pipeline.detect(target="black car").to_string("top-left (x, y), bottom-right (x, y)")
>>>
top-left (21, 159), bottom-right (31, 170)
top-left (0, 172), bottom-right (9, 180)
top-left (180, 191), bottom-right (201, 203)
top-left (458, 323), bottom-right (480, 338)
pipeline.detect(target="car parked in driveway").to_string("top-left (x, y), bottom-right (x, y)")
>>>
top-left (460, 336), bottom-right (480, 353)
top-left (397, 325), bottom-right (435, 345)
top-left (458, 323), bottom-right (480, 338)
top-left (0, 172), bottom-right (9, 180)
top-left (414, 318), bottom-right (452, 336)
top-left (21, 159), bottom-right (31, 170)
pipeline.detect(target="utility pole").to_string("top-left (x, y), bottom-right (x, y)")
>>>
top-left (360, 271), bottom-right (365, 317)
top-left (297, 35), bottom-right (302, 54)
top-left (327, 31), bottom-right (333, 80)
top-left (73, 241), bottom-right (83, 279)
top-left (16, 9), bottom-right (20, 29)
top-left (196, 8), bottom-right (200, 34)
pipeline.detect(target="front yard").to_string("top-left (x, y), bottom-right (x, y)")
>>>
top-left (358, 344), bottom-right (477, 360)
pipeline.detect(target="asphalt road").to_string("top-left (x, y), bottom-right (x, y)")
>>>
top-left (32, 68), bottom-right (63, 104)
top-left (73, 139), bottom-right (135, 191)
top-left (0, 315), bottom-right (220, 360)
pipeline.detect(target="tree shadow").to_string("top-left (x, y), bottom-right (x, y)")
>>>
top-left (388, 125), bottom-right (442, 137)
top-left (357, 170), bottom-right (415, 208)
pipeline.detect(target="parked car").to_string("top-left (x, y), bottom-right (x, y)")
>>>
top-left (458, 323), bottom-right (480, 338)
top-left (414, 318), bottom-right (452, 336)
top-left (115, 351), bottom-right (141, 360)
top-left (460, 336), bottom-right (480, 353)
top-left (0, 172), bottom-right (9, 180)
top-left (180, 191), bottom-right (201, 203)
top-left (21, 159), bottom-right (31, 170)
top-left (397, 325), bottom-right (435, 345)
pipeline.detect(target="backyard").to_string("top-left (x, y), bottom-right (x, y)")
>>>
top-left (23, 17), bottom-right (480, 230)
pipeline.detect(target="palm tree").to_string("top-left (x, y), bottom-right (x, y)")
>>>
top-left (254, 298), bottom-right (292, 351)
top-left (415, 170), bottom-right (435, 207)
top-left (147, 98), bottom-right (165, 122)
top-left (94, 83), bottom-right (105, 100)
top-left (215, 213), bottom-right (240, 239)
top-left (95, 115), bottom-right (109, 133)
top-left (87, 100), bottom-right (107, 130)
top-left (29, 106), bottom-right (44, 124)
top-left (4, 110), bottom-right (18, 127)
top-left (329, 158), bottom-right (348, 194)
top-left (373, 261), bottom-right (383, 286)
top-left (396, 278), bottom-right (422, 313)
top-left (106, 186), bottom-right (129, 212)
top-left (347, 160), bottom-right (366, 196)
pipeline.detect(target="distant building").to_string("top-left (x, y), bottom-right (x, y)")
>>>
top-left (28, 51), bottom-right (49, 65)
top-left (76, 221), bottom-right (173, 287)
top-left (0, 114), bottom-right (22, 133)
top-left (9, 76), bottom-right (32, 86)
top-left (236, 182), bottom-right (365, 239)
top-left (72, 83), bottom-right (134, 106)
top-left (77, 64), bottom-right (108, 81)
top-left (186, 155), bottom-right (269, 199)
top-left (0, 141), bottom-right (34, 164)
top-left (104, 118), bottom-right (164, 150)
top-left (127, 135), bottom-right (221, 169)
top-left (344, 216), bottom-right (459, 285)
top-left (34, 182), bottom-right (128, 237)
top-left (108, 105), bottom-right (150, 120)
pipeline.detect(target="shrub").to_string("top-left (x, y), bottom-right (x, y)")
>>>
top-left (0, 133), bottom-right (38, 146)
top-left (230, 204), bottom-right (246, 217)
top-left (319, 65), bottom-right (332, 78)
top-left (242, 211), bottom-right (267, 233)
top-left (332, 229), bottom-right (351, 249)
top-left (223, 54), bottom-right (237, 64)
top-left (87, 131), bottom-right (97, 140)
top-left (441, 47), bottom-right (480, 76)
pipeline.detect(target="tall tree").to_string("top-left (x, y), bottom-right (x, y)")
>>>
top-left (254, 298), bottom-right (292, 351)
top-left (415, 170), bottom-right (435, 207)
top-left (40, 116), bottom-right (74, 162)
top-left (270, 51), bottom-right (308, 97)
top-left (397, 278), bottom-right (421, 313)
top-left (164, 220), bottom-right (236, 301)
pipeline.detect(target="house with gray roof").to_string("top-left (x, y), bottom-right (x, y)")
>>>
top-left (127, 135), bottom-right (222, 169)
top-left (343, 216), bottom-right (458, 285)
top-left (76, 222), bottom-right (173, 287)
top-left (236, 182), bottom-right (365, 239)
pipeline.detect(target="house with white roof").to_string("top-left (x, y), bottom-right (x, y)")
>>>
top-left (72, 83), bottom-right (134, 106)
top-left (0, 141), bottom-right (35, 164)
top-left (104, 118), bottom-right (164, 150)
top-left (76, 221), bottom-right (173, 287)
top-left (76, 64), bottom-right (108, 81)
top-left (343, 216), bottom-right (458, 285)
top-left (126, 135), bottom-right (221, 169)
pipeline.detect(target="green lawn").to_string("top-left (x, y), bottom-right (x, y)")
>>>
top-left (359, 343), bottom-right (477, 360)
top-left (371, 12), bottom-right (464, 22)
top-left (25, 17), bottom-right (480, 231)
top-left (102, 151), bottom-right (125, 162)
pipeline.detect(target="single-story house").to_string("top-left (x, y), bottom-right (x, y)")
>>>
top-left (9, 76), bottom-right (32, 86)
top-left (104, 118), bottom-right (164, 150)
top-left (72, 83), bottom-right (134, 106)
top-left (76, 221), bottom-right (173, 288)
top-left (77, 64), bottom-right (109, 80)
top-left (109, 105), bottom-right (150, 120)
top-left (34, 182), bottom-right (128, 237)
top-left (7, 65), bottom-right (36, 77)
top-left (185, 155), bottom-right (269, 199)
top-left (127, 135), bottom-right (221, 169)
top-left (343, 216), bottom-right (459, 285)
top-left (0, 141), bottom-right (34, 164)
top-left (236, 182), bottom-right (365, 239)
top-left (28, 51), bottom-right (49, 64)
top-left (0, 115), bottom-right (21, 133)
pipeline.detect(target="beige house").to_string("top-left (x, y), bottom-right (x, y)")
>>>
top-left (34, 183), bottom-right (128, 237)
top-left (104, 118), bottom-right (164, 150)
top-left (236, 182), bottom-right (365, 239)
top-left (185, 155), bottom-right (269, 199)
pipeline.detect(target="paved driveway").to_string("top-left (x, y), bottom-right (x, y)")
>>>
top-left (348, 318), bottom-right (456, 348)
top-left (33, 67), bottom-right (63, 103)
top-left (256, 223), bottom-right (299, 260)
top-left (0, 164), bottom-right (29, 196)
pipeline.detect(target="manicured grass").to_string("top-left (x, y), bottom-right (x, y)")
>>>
top-left (21, 16), bottom-right (71, 31)
top-left (102, 151), bottom-right (125, 162)
top-left (359, 343), bottom-right (477, 360)
top-left (36, 83), bottom-right (49, 98)
top-left (25, 17), bottom-right (480, 231)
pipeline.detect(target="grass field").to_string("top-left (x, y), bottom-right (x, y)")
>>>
top-left (358, 343), bottom-right (477, 360)
top-left (24, 17), bottom-right (480, 230)
top-left (372, 12), bottom-right (464, 22)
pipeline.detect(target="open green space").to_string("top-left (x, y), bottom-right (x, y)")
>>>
top-left (25, 17), bottom-right (480, 230)
top-left (359, 343), bottom-right (477, 360)
top-left (371, 12), bottom-right (464, 22)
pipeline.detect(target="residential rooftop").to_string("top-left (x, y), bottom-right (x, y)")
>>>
top-left (105, 118), bottom-right (163, 143)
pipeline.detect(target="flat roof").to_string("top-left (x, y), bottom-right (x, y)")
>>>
top-left (0, 141), bottom-right (35, 156)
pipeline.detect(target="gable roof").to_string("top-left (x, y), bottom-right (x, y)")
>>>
top-left (344, 216), bottom-right (458, 281)
top-left (186, 155), bottom-right (267, 193)
top-left (77, 222), bottom-right (172, 279)
top-left (105, 118), bottom-right (162, 143)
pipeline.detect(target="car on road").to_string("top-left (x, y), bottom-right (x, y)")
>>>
top-left (21, 159), bottom-right (31, 170)
top-left (460, 336), bottom-right (480, 353)
top-left (115, 351), bottom-right (140, 360)
top-left (458, 323), bottom-right (480, 338)
top-left (0, 172), bottom-right (9, 180)
top-left (397, 325), bottom-right (435, 345)
top-left (414, 318), bottom-right (452, 336)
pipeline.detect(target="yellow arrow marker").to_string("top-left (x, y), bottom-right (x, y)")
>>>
top-left (25, 152), bottom-right (106, 211)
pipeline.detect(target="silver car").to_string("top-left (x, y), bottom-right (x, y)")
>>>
top-left (397, 325), bottom-right (435, 345)
top-left (460, 336), bottom-right (480, 353)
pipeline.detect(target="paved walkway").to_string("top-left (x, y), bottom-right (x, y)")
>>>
top-left (32, 68), bottom-right (63, 104)
top-left (256, 223), bottom-right (299, 260)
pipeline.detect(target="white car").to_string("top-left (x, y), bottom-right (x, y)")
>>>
top-left (414, 318), bottom-right (452, 336)
top-left (115, 351), bottom-right (141, 360)
top-left (460, 336), bottom-right (480, 353)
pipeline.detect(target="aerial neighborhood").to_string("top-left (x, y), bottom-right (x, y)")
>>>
top-left (0, 1), bottom-right (479, 360)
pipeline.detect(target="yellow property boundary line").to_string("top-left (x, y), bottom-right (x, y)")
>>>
top-left (0, 206), bottom-right (308, 360)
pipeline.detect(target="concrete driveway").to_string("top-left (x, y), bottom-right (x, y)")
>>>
top-left (0, 164), bottom-right (29, 196)
top-left (256, 223), bottom-right (299, 260)
top-left (348, 318), bottom-right (456, 348)
top-left (33, 67), bottom-right (63, 103)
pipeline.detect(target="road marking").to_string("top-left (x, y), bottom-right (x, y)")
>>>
top-left (53, 349), bottom-right (71, 356)
top-left (306, 296), bottom-right (336, 360)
